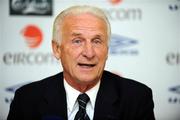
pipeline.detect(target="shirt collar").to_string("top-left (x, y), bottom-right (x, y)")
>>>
top-left (86, 80), bottom-right (100, 109)
top-left (64, 79), bottom-right (80, 112)
top-left (64, 79), bottom-right (100, 112)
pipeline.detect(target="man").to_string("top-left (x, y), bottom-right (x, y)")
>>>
top-left (7, 5), bottom-right (155, 120)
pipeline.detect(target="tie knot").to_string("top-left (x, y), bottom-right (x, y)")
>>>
top-left (77, 93), bottom-right (90, 110)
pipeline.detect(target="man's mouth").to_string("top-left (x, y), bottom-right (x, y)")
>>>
top-left (78, 63), bottom-right (96, 68)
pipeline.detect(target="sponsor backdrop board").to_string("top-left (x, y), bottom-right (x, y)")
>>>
top-left (0, 0), bottom-right (180, 120)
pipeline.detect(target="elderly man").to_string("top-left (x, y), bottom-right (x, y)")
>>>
top-left (7, 5), bottom-right (155, 120)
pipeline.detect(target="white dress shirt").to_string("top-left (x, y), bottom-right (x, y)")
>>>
top-left (64, 79), bottom-right (100, 120)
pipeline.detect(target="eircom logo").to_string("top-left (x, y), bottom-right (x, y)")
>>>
top-left (21, 25), bottom-right (43, 48)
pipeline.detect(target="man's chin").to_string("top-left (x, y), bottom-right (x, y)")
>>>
top-left (77, 76), bottom-right (99, 84)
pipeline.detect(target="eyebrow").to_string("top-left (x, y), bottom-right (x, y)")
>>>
top-left (93, 35), bottom-right (101, 38)
top-left (71, 32), bottom-right (82, 37)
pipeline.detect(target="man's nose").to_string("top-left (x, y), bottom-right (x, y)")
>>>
top-left (82, 42), bottom-right (95, 59)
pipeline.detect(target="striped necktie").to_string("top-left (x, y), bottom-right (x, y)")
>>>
top-left (74, 93), bottom-right (90, 120)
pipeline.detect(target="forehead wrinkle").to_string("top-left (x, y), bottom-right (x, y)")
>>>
top-left (70, 25), bottom-right (100, 30)
top-left (70, 31), bottom-right (104, 39)
top-left (69, 26), bottom-right (105, 36)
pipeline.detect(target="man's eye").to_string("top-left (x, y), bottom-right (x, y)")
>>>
top-left (72, 39), bottom-right (82, 44)
top-left (93, 39), bottom-right (102, 44)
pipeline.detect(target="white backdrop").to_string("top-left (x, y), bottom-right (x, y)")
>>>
top-left (0, 0), bottom-right (180, 120)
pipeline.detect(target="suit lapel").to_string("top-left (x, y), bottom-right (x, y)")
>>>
top-left (93, 71), bottom-right (120, 120)
top-left (39, 73), bottom-right (67, 120)
top-left (38, 71), bottom-right (121, 120)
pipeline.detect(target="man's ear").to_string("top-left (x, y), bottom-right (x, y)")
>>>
top-left (52, 41), bottom-right (61, 60)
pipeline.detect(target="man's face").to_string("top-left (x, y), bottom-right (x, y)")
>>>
top-left (57, 13), bottom-right (108, 86)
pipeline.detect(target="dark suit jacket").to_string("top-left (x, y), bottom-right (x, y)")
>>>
top-left (7, 71), bottom-right (155, 120)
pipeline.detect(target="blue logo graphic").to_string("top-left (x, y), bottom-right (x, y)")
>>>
top-left (169, 4), bottom-right (179, 11)
top-left (109, 34), bottom-right (139, 55)
top-left (169, 85), bottom-right (180, 95)
top-left (168, 85), bottom-right (180, 104)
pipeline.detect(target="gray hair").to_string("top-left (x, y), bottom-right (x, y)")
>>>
top-left (52, 5), bottom-right (111, 44)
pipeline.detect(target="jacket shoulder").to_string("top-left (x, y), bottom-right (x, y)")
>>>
top-left (15, 72), bottom-right (63, 98)
top-left (103, 70), bottom-right (152, 95)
